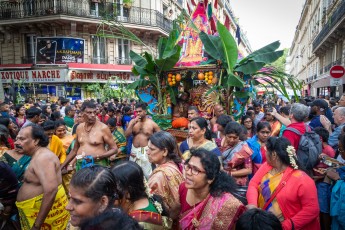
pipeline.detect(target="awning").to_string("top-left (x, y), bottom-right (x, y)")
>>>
top-left (0, 64), bottom-right (33, 70)
top-left (68, 63), bottom-right (132, 72)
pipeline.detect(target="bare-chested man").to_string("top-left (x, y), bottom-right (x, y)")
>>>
top-left (61, 101), bottom-right (118, 171)
top-left (210, 104), bottom-right (225, 132)
top-left (125, 102), bottom-right (160, 178)
top-left (15, 125), bottom-right (69, 229)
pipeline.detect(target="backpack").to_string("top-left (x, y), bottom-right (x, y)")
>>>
top-left (285, 125), bottom-right (322, 171)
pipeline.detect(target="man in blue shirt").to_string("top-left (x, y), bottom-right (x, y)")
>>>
top-left (309, 99), bottom-right (329, 129)
top-left (323, 107), bottom-right (345, 149)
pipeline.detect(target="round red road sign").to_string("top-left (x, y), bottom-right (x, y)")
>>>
top-left (330, 65), bottom-right (345, 78)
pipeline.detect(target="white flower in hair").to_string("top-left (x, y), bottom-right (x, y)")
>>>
top-left (286, 145), bottom-right (298, 169)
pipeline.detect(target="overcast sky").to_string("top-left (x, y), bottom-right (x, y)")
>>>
top-left (230, 0), bottom-right (304, 51)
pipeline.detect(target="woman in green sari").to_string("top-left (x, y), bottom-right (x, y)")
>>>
top-left (106, 118), bottom-right (127, 165)
top-left (0, 125), bottom-right (30, 185)
top-left (1, 149), bottom-right (31, 186)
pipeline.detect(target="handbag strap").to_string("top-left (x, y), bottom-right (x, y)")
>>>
top-left (263, 168), bottom-right (294, 210)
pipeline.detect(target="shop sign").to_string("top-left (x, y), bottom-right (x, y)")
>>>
top-left (68, 70), bottom-right (137, 83)
top-left (330, 78), bottom-right (343, 87)
top-left (0, 69), bottom-right (67, 83)
top-left (36, 37), bottom-right (84, 65)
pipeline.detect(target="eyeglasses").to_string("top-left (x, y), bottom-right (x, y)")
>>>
top-left (184, 163), bottom-right (206, 175)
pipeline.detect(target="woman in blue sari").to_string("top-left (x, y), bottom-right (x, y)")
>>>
top-left (247, 121), bottom-right (271, 176)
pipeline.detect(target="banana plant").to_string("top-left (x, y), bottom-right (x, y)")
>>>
top-left (96, 20), bottom-right (181, 115)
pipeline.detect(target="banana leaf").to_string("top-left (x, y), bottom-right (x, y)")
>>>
top-left (199, 32), bottom-right (224, 61)
top-left (144, 52), bottom-right (155, 74)
top-left (157, 37), bottom-right (168, 59)
top-left (217, 21), bottom-right (238, 73)
top-left (130, 51), bottom-right (148, 67)
top-left (251, 50), bottom-right (284, 64)
top-left (162, 29), bottom-right (179, 59)
top-left (239, 41), bottom-right (281, 64)
top-left (227, 72), bottom-right (245, 88)
top-left (235, 61), bottom-right (266, 75)
top-left (155, 46), bottom-right (182, 72)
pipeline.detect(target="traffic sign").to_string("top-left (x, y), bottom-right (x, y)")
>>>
top-left (330, 78), bottom-right (343, 86)
top-left (330, 65), bottom-right (345, 78)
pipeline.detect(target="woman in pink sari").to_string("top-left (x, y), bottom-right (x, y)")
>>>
top-left (179, 148), bottom-right (245, 230)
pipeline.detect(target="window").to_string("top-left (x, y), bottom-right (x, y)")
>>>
top-left (117, 39), bottom-right (130, 64)
top-left (24, 34), bottom-right (36, 64)
top-left (92, 36), bottom-right (106, 64)
top-left (115, 0), bottom-right (129, 21)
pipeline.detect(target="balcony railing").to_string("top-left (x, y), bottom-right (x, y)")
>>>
top-left (0, 2), bottom-right (173, 33)
top-left (114, 57), bottom-right (131, 65)
top-left (21, 56), bottom-right (35, 64)
top-left (312, 0), bottom-right (345, 50)
top-left (325, 63), bottom-right (333, 72)
top-left (334, 58), bottom-right (342, 65)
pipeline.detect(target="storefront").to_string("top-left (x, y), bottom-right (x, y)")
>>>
top-left (0, 66), bottom-right (68, 102)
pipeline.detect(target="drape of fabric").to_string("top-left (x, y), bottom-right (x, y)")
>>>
top-left (112, 127), bottom-right (127, 158)
top-left (270, 120), bottom-right (282, 137)
top-left (60, 134), bottom-right (75, 152)
top-left (130, 145), bottom-right (152, 179)
top-left (330, 166), bottom-right (345, 230)
top-left (1, 152), bottom-right (31, 185)
top-left (49, 135), bottom-right (66, 164)
top-left (16, 184), bottom-right (70, 230)
top-left (129, 200), bottom-right (167, 230)
top-left (0, 161), bottom-right (19, 206)
top-left (226, 143), bottom-right (253, 186)
top-left (75, 158), bottom-right (109, 171)
top-left (247, 135), bottom-right (266, 176)
top-left (16, 117), bottom-right (26, 128)
top-left (64, 116), bottom-right (75, 128)
top-left (247, 163), bottom-right (320, 230)
top-left (181, 140), bottom-right (221, 160)
top-left (258, 171), bottom-right (284, 221)
top-left (148, 161), bottom-right (184, 220)
top-left (179, 184), bottom-right (245, 230)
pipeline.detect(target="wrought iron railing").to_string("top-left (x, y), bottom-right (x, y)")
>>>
top-left (325, 63), bottom-right (333, 72)
top-left (312, 0), bottom-right (345, 50)
top-left (114, 57), bottom-right (131, 65)
top-left (0, 2), bottom-right (173, 33)
top-left (334, 58), bottom-right (342, 65)
top-left (21, 56), bottom-right (35, 64)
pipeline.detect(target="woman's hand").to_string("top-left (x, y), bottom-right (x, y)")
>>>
top-left (320, 115), bottom-right (332, 132)
top-left (326, 169), bottom-right (340, 181)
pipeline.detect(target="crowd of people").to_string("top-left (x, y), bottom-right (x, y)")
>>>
top-left (0, 93), bottom-right (345, 230)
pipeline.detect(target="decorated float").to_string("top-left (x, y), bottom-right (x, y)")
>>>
top-left (97, 0), bottom-right (302, 140)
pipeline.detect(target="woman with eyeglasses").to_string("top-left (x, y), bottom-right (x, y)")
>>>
top-left (247, 122), bottom-right (272, 175)
top-left (180, 117), bottom-right (221, 160)
top-left (246, 137), bottom-right (320, 230)
top-left (241, 115), bottom-right (256, 138)
top-left (111, 161), bottom-right (171, 229)
top-left (66, 166), bottom-right (124, 228)
top-left (179, 148), bottom-right (245, 230)
top-left (147, 131), bottom-right (184, 222)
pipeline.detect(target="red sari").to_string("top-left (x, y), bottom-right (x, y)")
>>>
top-left (179, 183), bottom-right (245, 230)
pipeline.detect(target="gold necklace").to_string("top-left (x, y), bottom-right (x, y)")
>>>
top-left (84, 122), bottom-right (95, 133)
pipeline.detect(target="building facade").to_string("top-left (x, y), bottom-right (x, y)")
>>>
top-left (0, 0), bottom-right (182, 101)
top-left (289, 0), bottom-right (345, 98)
top-left (0, 0), bottom-right (252, 102)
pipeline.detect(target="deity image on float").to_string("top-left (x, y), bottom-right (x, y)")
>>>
top-left (177, 3), bottom-right (210, 67)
